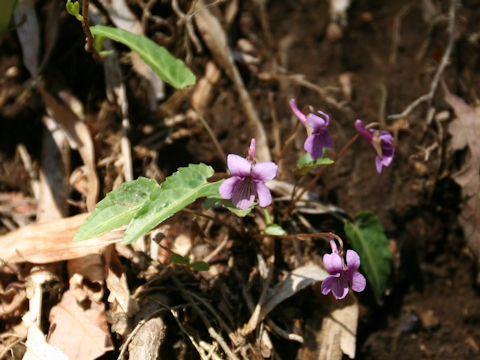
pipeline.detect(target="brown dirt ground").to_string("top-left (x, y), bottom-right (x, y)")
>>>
top-left (1, 0), bottom-right (480, 359)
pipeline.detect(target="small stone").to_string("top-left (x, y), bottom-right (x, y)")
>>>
top-left (419, 309), bottom-right (440, 329)
top-left (360, 12), bottom-right (373, 22)
top-left (237, 38), bottom-right (256, 54)
top-left (398, 312), bottom-right (421, 334)
top-left (326, 22), bottom-right (343, 42)
top-left (434, 110), bottom-right (450, 122)
top-left (413, 161), bottom-right (428, 177)
top-left (5, 66), bottom-right (19, 78)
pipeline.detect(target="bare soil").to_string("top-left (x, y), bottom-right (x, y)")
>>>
top-left (1, 0), bottom-right (480, 359)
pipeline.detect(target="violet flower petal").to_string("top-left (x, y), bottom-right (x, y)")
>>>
top-left (248, 138), bottom-right (256, 159)
top-left (380, 132), bottom-right (394, 164)
top-left (375, 156), bottom-right (384, 173)
top-left (312, 129), bottom-right (334, 149)
top-left (307, 113), bottom-right (328, 132)
top-left (289, 99), bottom-right (307, 125)
top-left (329, 239), bottom-right (338, 253)
top-left (254, 181), bottom-right (273, 207)
top-left (304, 134), bottom-right (324, 160)
top-left (356, 120), bottom-right (395, 173)
top-left (354, 119), bottom-right (372, 142)
top-left (227, 154), bottom-right (252, 177)
top-left (349, 271), bottom-right (367, 292)
top-left (219, 177), bottom-right (241, 200)
top-left (231, 179), bottom-right (256, 210)
top-left (252, 161), bottom-right (278, 182)
top-left (346, 250), bottom-right (361, 271)
top-left (321, 274), bottom-right (340, 295)
top-left (323, 252), bottom-right (343, 274)
top-left (330, 277), bottom-right (349, 299)
top-left (317, 110), bottom-right (330, 125)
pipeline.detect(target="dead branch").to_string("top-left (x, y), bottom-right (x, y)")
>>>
top-left (388, 0), bottom-right (457, 120)
top-left (172, 276), bottom-right (240, 360)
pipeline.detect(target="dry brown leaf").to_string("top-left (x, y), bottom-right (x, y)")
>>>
top-left (445, 92), bottom-right (480, 259)
top-left (243, 264), bottom-right (328, 334)
top-left (0, 213), bottom-right (123, 263)
top-left (39, 89), bottom-right (99, 211)
top-left (299, 293), bottom-right (359, 360)
top-left (47, 289), bottom-right (114, 360)
top-left (191, 61), bottom-right (221, 111)
top-left (37, 116), bottom-right (69, 222)
top-left (194, 0), bottom-right (271, 162)
top-left (38, 0), bottom-right (60, 72)
top-left (128, 317), bottom-right (168, 360)
top-left (68, 254), bottom-right (106, 303)
top-left (23, 270), bottom-right (67, 360)
top-left (14, 0), bottom-right (40, 77)
top-left (105, 246), bottom-right (139, 314)
top-left (0, 282), bottom-right (27, 319)
top-left (101, 39), bottom-right (133, 182)
top-left (171, 233), bottom-right (192, 257)
top-left (317, 296), bottom-right (359, 360)
top-left (23, 324), bottom-right (68, 360)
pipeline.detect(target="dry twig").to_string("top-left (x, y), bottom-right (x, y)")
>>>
top-left (172, 276), bottom-right (240, 360)
top-left (388, 0), bottom-right (457, 120)
top-left (389, 2), bottom-right (414, 65)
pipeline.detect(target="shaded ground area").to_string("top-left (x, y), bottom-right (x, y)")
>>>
top-left (1, 0), bottom-right (479, 359)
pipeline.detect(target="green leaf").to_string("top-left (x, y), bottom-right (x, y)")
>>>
top-left (204, 196), bottom-right (221, 210)
top-left (191, 261), bottom-right (209, 271)
top-left (344, 212), bottom-right (391, 304)
top-left (224, 201), bottom-right (255, 216)
top-left (204, 193), bottom-right (255, 217)
top-left (295, 153), bottom-right (334, 176)
top-left (122, 164), bottom-right (217, 244)
top-left (89, 25), bottom-right (196, 89)
top-left (264, 208), bottom-right (273, 225)
top-left (0, 0), bottom-right (17, 33)
top-left (264, 223), bottom-right (287, 236)
top-left (65, 0), bottom-right (83, 21)
top-left (74, 177), bottom-right (159, 241)
top-left (170, 253), bottom-right (189, 265)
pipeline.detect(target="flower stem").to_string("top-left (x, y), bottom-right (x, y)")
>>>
top-left (81, 0), bottom-right (102, 62)
top-left (258, 231), bottom-right (344, 252)
top-left (288, 133), bottom-right (360, 213)
top-left (276, 121), bottom-right (300, 166)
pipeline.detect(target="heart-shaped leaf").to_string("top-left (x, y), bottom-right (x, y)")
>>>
top-left (344, 211), bottom-right (391, 304)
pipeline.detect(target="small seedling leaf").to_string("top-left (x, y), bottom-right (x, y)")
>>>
top-left (264, 223), bottom-right (287, 236)
top-left (65, 0), bottom-right (83, 21)
top-left (74, 177), bottom-right (159, 241)
top-left (344, 211), bottom-right (391, 304)
top-left (295, 153), bottom-right (334, 176)
top-left (204, 195), bottom-right (254, 217)
top-left (170, 253), bottom-right (189, 265)
top-left (224, 201), bottom-right (255, 216)
top-left (90, 25), bottom-right (196, 89)
top-left (191, 261), bottom-right (209, 271)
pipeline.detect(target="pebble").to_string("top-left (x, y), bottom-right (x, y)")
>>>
top-left (398, 312), bottom-right (421, 334)
top-left (435, 110), bottom-right (450, 122)
top-left (5, 66), bottom-right (19, 78)
top-left (326, 22), bottom-right (343, 42)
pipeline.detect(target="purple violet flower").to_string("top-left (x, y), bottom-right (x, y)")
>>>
top-left (355, 120), bottom-right (394, 173)
top-left (321, 239), bottom-right (366, 300)
top-left (290, 99), bottom-right (334, 160)
top-left (289, 99), bottom-right (308, 125)
top-left (219, 139), bottom-right (278, 210)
